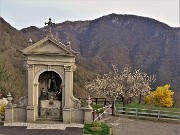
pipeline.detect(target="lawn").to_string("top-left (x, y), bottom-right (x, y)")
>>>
top-left (84, 122), bottom-right (110, 135)
top-left (115, 103), bottom-right (180, 112)
top-left (91, 102), bottom-right (180, 113)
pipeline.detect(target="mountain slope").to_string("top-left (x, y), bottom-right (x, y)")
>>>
top-left (0, 17), bottom-right (28, 99)
top-left (21, 14), bottom-right (179, 93)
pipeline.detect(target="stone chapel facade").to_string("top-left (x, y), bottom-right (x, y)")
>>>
top-left (4, 33), bottom-right (93, 124)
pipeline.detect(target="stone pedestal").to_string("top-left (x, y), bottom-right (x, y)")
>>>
top-left (5, 106), bottom-right (14, 123)
top-left (26, 106), bottom-right (35, 122)
top-left (63, 108), bottom-right (71, 123)
top-left (39, 100), bottom-right (61, 118)
top-left (84, 107), bottom-right (93, 123)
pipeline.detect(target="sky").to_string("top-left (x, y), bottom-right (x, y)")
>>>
top-left (0, 0), bottom-right (179, 30)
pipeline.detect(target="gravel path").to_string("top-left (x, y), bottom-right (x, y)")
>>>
top-left (103, 116), bottom-right (180, 135)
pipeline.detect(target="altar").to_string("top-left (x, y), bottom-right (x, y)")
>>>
top-left (39, 100), bottom-right (61, 119)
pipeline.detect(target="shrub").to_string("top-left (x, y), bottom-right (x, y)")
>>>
top-left (0, 104), bottom-right (5, 113)
top-left (145, 84), bottom-right (174, 107)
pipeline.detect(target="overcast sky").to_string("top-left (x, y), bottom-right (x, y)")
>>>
top-left (0, 0), bottom-right (179, 30)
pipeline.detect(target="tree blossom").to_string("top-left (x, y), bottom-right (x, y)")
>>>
top-left (84, 65), bottom-right (156, 107)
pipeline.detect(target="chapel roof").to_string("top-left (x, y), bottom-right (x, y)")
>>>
top-left (21, 33), bottom-right (79, 57)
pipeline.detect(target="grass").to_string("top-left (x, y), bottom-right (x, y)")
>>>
top-left (115, 103), bottom-right (180, 112)
top-left (92, 104), bottom-right (104, 110)
top-left (84, 122), bottom-right (110, 135)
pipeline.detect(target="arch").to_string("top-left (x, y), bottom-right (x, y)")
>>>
top-left (33, 67), bottom-right (64, 85)
top-left (34, 68), bottom-right (64, 119)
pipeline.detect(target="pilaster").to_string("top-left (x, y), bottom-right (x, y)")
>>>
top-left (26, 105), bottom-right (35, 122)
top-left (64, 66), bottom-right (73, 108)
top-left (63, 108), bottom-right (71, 123)
top-left (34, 83), bottom-right (39, 119)
top-left (27, 65), bottom-right (34, 106)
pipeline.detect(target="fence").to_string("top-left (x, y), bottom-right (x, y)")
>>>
top-left (80, 98), bottom-right (180, 121)
top-left (79, 98), bottom-right (121, 107)
top-left (79, 98), bottom-right (115, 121)
top-left (116, 107), bottom-right (180, 120)
top-left (92, 105), bottom-right (112, 121)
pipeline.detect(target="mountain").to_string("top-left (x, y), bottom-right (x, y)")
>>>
top-left (0, 17), bottom-right (28, 100)
top-left (21, 14), bottom-right (179, 94)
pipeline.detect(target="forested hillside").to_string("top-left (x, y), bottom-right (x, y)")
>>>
top-left (0, 17), bottom-right (28, 100)
top-left (21, 14), bottom-right (179, 94)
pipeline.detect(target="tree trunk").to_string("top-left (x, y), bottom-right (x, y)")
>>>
top-left (138, 94), bottom-right (142, 104)
top-left (122, 96), bottom-right (127, 112)
top-left (128, 97), bottom-right (132, 104)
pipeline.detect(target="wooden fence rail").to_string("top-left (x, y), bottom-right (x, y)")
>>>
top-left (79, 98), bottom-right (180, 120)
top-left (116, 107), bottom-right (180, 119)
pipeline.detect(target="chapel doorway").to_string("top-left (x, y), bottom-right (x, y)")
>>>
top-left (38, 71), bottom-right (62, 119)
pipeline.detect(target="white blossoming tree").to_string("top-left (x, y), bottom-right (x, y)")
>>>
top-left (84, 65), bottom-right (156, 107)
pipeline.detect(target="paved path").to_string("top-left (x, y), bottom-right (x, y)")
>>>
top-left (0, 123), bottom-right (83, 135)
top-left (103, 116), bottom-right (180, 135)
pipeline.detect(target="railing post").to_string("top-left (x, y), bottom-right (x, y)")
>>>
top-left (136, 108), bottom-right (138, 117)
top-left (95, 98), bottom-right (98, 105)
top-left (158, 110), bottom-right (160, 119)
top-left (92, 111), bottom-right (95, 121)
top-left (112, 101), bottom-right (114, 116)
top-left (104, 98), bottom-right (107, 106)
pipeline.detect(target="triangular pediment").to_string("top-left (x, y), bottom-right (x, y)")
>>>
top-left (22, 36), bottom-right (77, 56)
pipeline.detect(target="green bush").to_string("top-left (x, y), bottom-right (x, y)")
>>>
top-left (84, 122), bottom-right (110, 135)
top-left (92, 104), bottom-right (104, 110)
top-left (0, 104), bottom-right (5, 113)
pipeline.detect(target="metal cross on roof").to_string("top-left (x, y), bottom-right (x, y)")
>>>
top-left (45, 18), bottom-right (55, 33)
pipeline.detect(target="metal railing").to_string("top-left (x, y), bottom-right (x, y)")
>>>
top-left (93, 105), bottom-right (112, 121)
top-left (116, 107), bottom-right (180, 119)
top-left (79, 98), bottom-right (121, 106)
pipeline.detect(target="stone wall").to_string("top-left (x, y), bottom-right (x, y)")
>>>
top-left (14, 107), bottom-right (27, 122)
top-left (71, 109), bottom-right (84, 123)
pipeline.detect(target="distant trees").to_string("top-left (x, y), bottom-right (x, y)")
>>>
top-left (145, 84), bottom-right (174, 107)
top-left (84, 65), bottom-right (155, 107)
top-left (0, 64), bottom-right (11, 94)
top-left (0, 63), bottom-right (25, 101)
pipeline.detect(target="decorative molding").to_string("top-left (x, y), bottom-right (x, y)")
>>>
top-left (34, 65), bottom-right (46, 75)
top-left (71, 95), bottom-right (81, 109)
top-left (73, 101), bottom-right (81, 109)
top-left (24, 64), bottom-right (33, 71)
top-left (47, 65), bottom-right (51, 71)
top-left (72, 65), bottom-right (77, 71)
top-left (52, 66), bottom-right (64, 77)
top-left (64, 66), bottom-right (72, 72)
top-left (34, 83), bottom-right (39, 86)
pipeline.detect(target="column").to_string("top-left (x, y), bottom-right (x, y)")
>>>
top-left (64, 66), bottom-right (73, 108)
top-left (34, 83), bottom-right (39, 119)
top-left (27, 65), bottom-right (34, 106)
top-left (63, 66), bottom-right (72, 123)
top-left (26, 64), bottom-right (35, 122)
